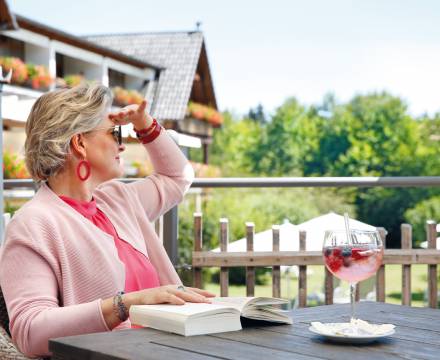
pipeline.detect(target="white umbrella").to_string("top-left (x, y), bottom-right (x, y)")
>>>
top-left (211, 220), bottom-right (300, 275)
top-left (297, 212), bottom-right (378, 251)
top-left (211, 220), bottom-right (299, 253)
top-left (211, 212), bottom-right (378, 253)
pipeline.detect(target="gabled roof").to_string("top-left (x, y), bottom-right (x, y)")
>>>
top-left (0, 0), bottom-right (18, 30)
top-left (85, 31), bottom-right (216, 122)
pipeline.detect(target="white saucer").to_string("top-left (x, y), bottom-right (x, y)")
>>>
top-left (309, 323), bottom-right (395, 344)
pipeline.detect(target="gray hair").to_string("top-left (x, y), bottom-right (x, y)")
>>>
top-left (25, 84), bottom-right (113, 181)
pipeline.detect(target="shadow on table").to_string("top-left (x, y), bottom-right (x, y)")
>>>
top-left (240, 317), bottom-right (291, 328)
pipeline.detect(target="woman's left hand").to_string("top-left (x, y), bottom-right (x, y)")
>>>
top-left (108, 100), bottom-right (153, 131)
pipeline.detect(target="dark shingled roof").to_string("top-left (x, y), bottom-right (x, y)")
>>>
top-left (85, 31), bottom-right (205, 122)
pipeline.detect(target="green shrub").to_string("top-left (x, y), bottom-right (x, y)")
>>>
top-left (404, 196), bottom-right (440, 246)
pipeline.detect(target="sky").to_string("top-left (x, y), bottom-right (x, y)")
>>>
top-left (10, 0), bottom-right (440, 117)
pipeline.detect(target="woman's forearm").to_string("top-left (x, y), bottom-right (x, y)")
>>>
top-left (101, 286), bottom-right (214, 330)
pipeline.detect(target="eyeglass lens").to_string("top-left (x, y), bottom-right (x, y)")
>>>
top-left (111, 126), bottom-right (122, 145)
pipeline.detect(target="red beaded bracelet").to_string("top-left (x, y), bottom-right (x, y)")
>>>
top-left (135, 120), bottom-right (162, 144)
top-left (135, 118), bottom-right (157, 136)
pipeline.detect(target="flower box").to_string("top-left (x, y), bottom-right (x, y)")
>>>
top-left (0, 57), bottom-right (28, 85)
top-left (0, 57), bottom-right (54, 90)
top-left (112, 86), bottom-right (144, 107)
top-left (26, 64), bottom-right (53, 90)
top-left (187, 101), bottom-right (223, 126)
top-left (3, 150), bottom-right (30, 179)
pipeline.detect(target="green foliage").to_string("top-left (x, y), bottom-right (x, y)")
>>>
top-left (247, 103), bottom-right (267, 125)
top-left (210, 112), bottom-right (264, 176)
top-left (211, 267), bottom-right (270, 286)
top-left (202, 92), bottom-right (440, 250)
top-left (404, 196), bottom-right (440, 246)
top-left (178, 187), bottom-right (354, 267)
top-left (332, 93), bottom-right (423, 176)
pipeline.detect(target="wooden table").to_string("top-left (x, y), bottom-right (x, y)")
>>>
top-left (49, 302), bottom-right (440, 360)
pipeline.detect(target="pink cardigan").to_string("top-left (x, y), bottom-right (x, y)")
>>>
top-left (0, 130), bottom-right (194, 357)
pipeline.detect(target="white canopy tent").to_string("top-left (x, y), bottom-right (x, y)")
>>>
top-left (211, 220), bottom-right (301, 274)
top-left (296, 212), bottom-right (378, 251)
top-left (212, 220), bottom-right (300, 253)
top-left (211, 212), bottom-right (378, 253)
top-left (210, 213), bottom-right (378, 277)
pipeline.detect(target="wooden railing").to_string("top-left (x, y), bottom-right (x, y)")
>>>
top-left (192, 214), bottom-right (440, 308)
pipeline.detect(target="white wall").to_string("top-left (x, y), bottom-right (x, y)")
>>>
top-left (125, 74), bottom-right (145, 92)
top-left (24, 43), bottom-right (49, 66)
top-left (63, 56), bottom-right (102, 80)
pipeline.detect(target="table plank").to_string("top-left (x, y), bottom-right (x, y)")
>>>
top-left (147, 329), bottom-right (317, 360)
top-left (215, 328), bottom-right (396, 360)
top-left (50, 330), bottom-right (221, 360)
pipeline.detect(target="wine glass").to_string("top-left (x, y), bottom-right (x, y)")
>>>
top-left (323, 228), bottom-right (383, 330)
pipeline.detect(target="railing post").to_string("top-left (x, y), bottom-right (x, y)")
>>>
top-left (298, 230), bottom-right (307, 307)
top-left (324, 270), bottom-right (334, 305)
top-left (272, 225), bottom-right (281, 298)
top-left (163, 206), bottom-right (178, 265)
top-left (376, 227), bottom-right (387, 302)
top-left (426, 220), bottom-right (438, 308)
top-left (220, 218), bottom-right (229, 297)
top-left (246, 222), bottom-right (255, 297)
top-left (193, 213), bottom-right (203, 289)
top-left (401, 224), bottom-right (412, 306)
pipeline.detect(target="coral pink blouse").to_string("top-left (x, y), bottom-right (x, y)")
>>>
top-left (59, 195), bottom-right (160, 292)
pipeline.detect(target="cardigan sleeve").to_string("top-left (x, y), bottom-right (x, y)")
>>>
top-left (0, 221), bottom-right (109, 358)
top-left (125, 130), bottom-right (195, 222)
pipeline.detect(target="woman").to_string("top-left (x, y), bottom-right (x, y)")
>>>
top-left (0, 84), bottom-right (214, 357)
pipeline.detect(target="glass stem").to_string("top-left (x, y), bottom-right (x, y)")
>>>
top-left (350, 282), bottom-right (357, 322)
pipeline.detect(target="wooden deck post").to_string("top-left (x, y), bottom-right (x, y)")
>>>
top-left (193, 213), bottom-right (203, 289)
top-left (324, 270), bottom-right (334, 305)
top-left (272, 225), bottom-right (281, 298)
top-left (426, 220), bottom-right (438, 308)
top-left (401, 224), bottom-right (412, 306)
top-left (298, 230), bottom-right (307, 307)
top-left (246, 222), bottom-right (255, 297)
top-left (220, 218), bottom-right (229, 297)
top-left (376, 227), bottom-right (387, 302)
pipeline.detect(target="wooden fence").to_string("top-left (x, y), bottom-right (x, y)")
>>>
top-left (192, 213), bottom-right (440, 308)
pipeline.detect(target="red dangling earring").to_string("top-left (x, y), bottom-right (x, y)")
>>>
top-left (76, 160), bottom-right (91, 181)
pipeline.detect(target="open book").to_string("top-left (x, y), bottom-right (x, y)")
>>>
top-left (129, 297), bottom-right (293, 336)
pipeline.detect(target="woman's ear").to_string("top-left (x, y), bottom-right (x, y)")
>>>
top-left (70, 134), bottom-right (87, 159)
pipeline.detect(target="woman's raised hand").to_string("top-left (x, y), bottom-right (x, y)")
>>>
top-left (108, 100), bottom-right (153, 131)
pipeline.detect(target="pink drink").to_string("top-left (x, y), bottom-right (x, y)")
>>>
top-left (323, 246), bottom-right (383, 283)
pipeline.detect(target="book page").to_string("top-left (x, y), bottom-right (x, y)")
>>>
top-left (248, 297), bottom-right (288, 306)
top-left (131, 302), bottom-right (232, 318)
top-left (210, 297), bottom-right (255, 311)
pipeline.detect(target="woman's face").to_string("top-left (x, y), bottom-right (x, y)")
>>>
top-left (83, 117), bottom-right (125, 183)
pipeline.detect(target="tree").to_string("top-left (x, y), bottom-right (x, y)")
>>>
top-left (245, 97), bottom-right (322, 176)
top-left (209, 111), bottom-right (264, 176)
top-left (324, 93), bottom-right (435, 247)
top-left (247, 103), bottom-right (267, 124)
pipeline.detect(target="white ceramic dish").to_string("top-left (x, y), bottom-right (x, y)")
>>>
top-left (309, 323), bottom-right (395, 344)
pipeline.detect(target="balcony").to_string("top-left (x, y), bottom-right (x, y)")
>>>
top-left (4, 176), bottom-right (440, 309)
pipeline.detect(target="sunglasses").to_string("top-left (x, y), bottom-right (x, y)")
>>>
top-left (110, 125), bottom-right (122, 145)
top-left (85, 125), bottom-right (122, 145)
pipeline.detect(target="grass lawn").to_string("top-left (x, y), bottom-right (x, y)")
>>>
top-left (202, 265), bottom-right (440, 308)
